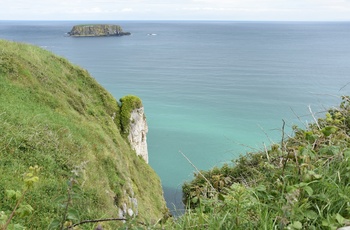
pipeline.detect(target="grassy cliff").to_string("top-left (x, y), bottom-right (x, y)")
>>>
top-left (0, 40), bottom-right (166, 229)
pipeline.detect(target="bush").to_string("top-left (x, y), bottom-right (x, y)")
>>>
top-left (119, 95), bottom-right (143, 134)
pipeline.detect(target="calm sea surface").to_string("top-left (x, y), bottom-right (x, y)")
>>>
top-left (1, 21), bottom-right (350, 211)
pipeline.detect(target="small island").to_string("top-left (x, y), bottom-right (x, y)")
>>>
top-left (68, 24), bottom-right (131, 37)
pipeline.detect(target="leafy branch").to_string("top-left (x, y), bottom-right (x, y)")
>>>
top-left (65, 218), bottom-right (147, 229)
top-left (1, 165), bottom-right (40, 230)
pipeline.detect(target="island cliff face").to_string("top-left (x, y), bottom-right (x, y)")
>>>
top-left (69, 24), bottom-right (131, 37)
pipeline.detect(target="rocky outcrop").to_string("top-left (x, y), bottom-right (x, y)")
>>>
top-left (68, 24), bottom-right (131, 37)
top-left (118, 182), bottom-right (139, 219)
top-left (119, 95), bottom-right (149, 163)
top-left (127, 107), bottom-right (149, 163)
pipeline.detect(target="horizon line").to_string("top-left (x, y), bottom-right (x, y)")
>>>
top-left (1, 19), bottom-right (350, 22)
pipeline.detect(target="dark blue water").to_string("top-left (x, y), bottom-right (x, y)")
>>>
top-left (1, 21), bottom-right (350, 211)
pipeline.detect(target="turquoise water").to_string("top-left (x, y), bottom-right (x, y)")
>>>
top-left (1, 21), bottom-right (350, 210)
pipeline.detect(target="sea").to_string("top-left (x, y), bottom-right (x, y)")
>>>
top-left (1, 20), bottom-right (350, 212)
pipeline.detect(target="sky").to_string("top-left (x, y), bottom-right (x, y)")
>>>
top-left (1, 0), bottom-right (350, 21)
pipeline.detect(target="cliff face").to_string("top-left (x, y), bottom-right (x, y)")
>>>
top-left (119, 95), bottom-right (149, 163)
top-left (69, 24), bottom-right (131, 37)
top-left (128, 107), bottom-right (149, 163)
top-left (0, 40), bottom-right (165, 228)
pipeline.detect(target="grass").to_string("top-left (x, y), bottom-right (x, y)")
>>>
top-left (0, 40), bottom-right (166, 229)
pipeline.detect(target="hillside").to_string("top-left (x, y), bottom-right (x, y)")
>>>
top-left (0, 40), bottom-right (166, 229)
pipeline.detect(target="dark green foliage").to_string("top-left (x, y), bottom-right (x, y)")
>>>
top-left (119, 95), bottom-right (143, 134)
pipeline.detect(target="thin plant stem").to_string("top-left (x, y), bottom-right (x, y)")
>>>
top-left (179, 151), bottom-right (215, 191)
top-left (2, 190), bottom-right (28, 230)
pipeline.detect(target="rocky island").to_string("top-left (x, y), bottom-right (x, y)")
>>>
top-left (68, 24), bottom-right (131, 37)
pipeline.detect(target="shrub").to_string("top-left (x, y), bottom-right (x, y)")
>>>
top-left (119, 95), bottom-right (143, 134)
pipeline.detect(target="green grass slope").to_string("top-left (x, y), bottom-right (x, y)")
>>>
top-left (0, 40), bottom-right (166, 229)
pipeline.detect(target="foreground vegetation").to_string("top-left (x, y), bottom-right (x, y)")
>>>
top-left (0, 40), bottom-right (166, 229)
top-left (169, 96), bottom-right (350, 229)
top-left (1, 39), bottom-right (349, 229)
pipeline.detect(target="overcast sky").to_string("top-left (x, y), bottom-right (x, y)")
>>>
top-left (1, 0), bottom-right (350, 21)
